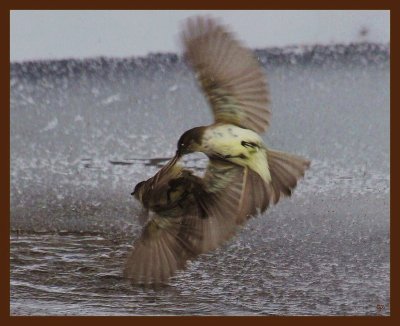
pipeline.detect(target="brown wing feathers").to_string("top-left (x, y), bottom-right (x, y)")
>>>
top-left (182, 16), bottom-right (271, 133)
top-left (125, 153), bottom-right (309, 284)
top-left (123, 217), bottom-right (198, 284)
top-left (267, 149), bottom-right (311, 205)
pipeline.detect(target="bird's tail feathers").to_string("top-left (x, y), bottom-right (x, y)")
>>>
top-left (267, 148), bottom-right (310, 204)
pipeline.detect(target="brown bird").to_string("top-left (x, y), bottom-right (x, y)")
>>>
top-left (124, 16), bottom-right (310, 285)
top-left (124, 156), bottom-right (258, 284)
top-left (175, 16), bottom-right (310, 205)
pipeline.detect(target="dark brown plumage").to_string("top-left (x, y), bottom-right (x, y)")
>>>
top-left (124, 156), bottom-right (259, 284)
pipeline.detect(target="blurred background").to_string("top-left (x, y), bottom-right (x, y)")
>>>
top-left (11, 10), bottom-right (389, 62)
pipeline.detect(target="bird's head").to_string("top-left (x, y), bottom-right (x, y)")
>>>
top-left (176, 126), bottom-right (206, 157)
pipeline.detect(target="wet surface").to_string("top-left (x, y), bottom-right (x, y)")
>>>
top-left (10, 44), bottom-right (390, 315)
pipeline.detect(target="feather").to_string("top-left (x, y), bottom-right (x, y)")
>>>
top-left (181, 16), bottom-right (271, 133)
top-left (267, 148), bottom-right (311, 204)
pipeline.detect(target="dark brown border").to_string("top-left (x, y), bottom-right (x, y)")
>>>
top-left (3, 0), bottom-right (398, 325)
top-left (390, 3), bottom-right (398, 323)
top-left (4, 1), bottom-right (397, 10)
top-left (1, 3), bottom-right (10, 321)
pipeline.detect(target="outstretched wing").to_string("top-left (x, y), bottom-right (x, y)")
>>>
top-left (123, 215), bottom-right (201, 285)
top-left (125, 156), bottom-right (204, 285)
top-left (125, 158), bottom-right (238, 285)
top-left (125, 157), bottom-right (272, 285)
top-left (181, 16), bottom-right (271, 133)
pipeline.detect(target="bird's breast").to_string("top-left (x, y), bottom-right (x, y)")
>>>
top-left (202, 124), bottom-right (271, 182)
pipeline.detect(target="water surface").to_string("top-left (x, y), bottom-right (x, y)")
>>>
top-left (10, 44), bottom-right (390, 315)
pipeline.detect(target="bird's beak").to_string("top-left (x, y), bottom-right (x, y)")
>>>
top-left (160, 152), bottom-right (180, 172)
top-left (171, 149), bottom-right (183, 162)
top-left (170, 152), bottom-right (180, 166)
top-left (175, 150), bottom-right (182, 159)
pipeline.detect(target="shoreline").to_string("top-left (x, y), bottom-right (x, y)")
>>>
top-left (11, 42), bottom-right (390, 81)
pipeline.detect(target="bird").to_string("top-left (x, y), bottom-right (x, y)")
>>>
top-left (124, 16), bottom-right (310, 285)
top-left (124, 155), bottom-right (259, 284)
top-left (176, 16), bottom-right (310, 208)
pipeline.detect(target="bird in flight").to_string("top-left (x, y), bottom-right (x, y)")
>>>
top-left (124, 16), bottom-right (310, 285)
